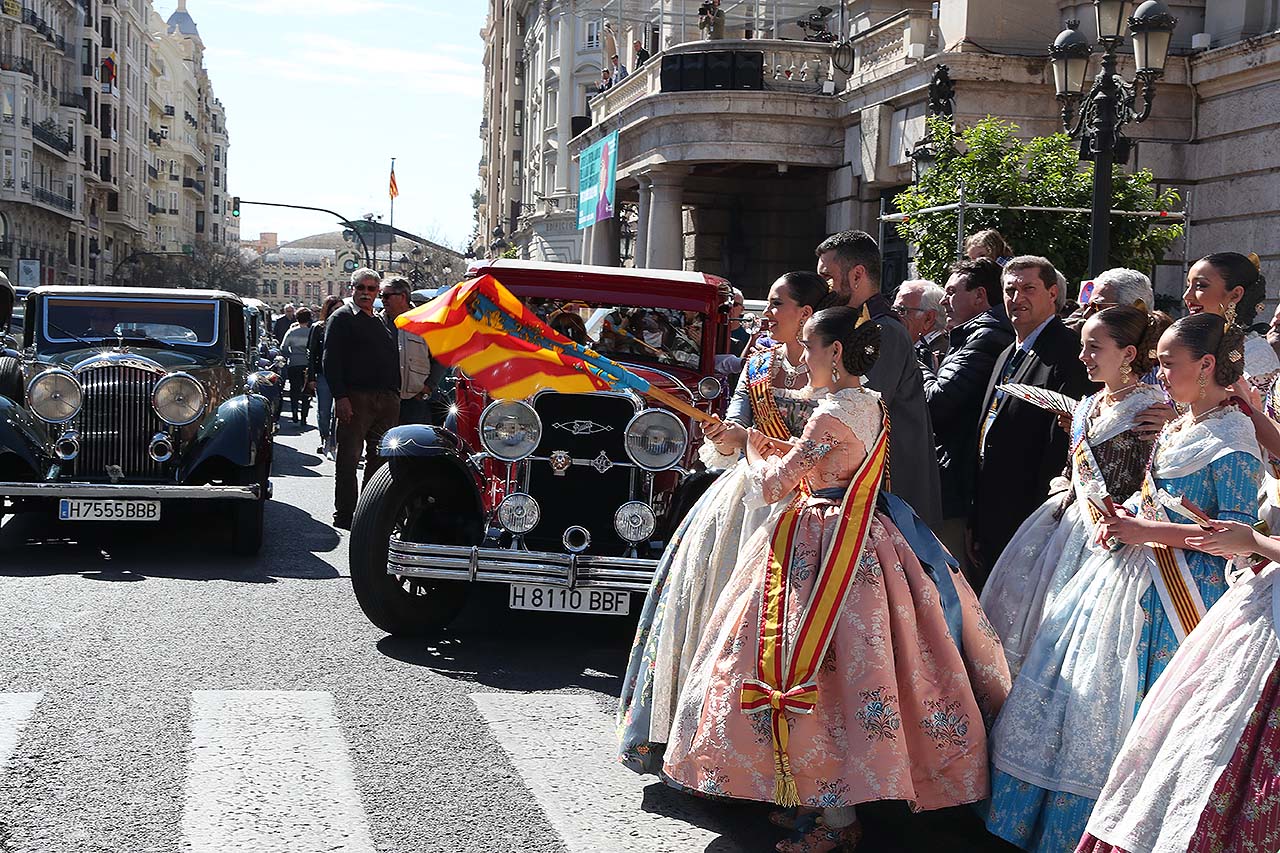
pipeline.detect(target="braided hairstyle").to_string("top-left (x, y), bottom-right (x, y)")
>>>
top-left (1167, 312), bottom-right (1247, 388)
top-left (778, 271), bottom-right (846, 312)
top-left (1090, 305), bottom-right (1172, 375)
top-left (808, 306), bottom-right (882, 377)
top-left (1201, 252), bottom-right (1267, 328)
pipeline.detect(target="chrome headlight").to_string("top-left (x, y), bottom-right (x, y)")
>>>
top-left (614, 501), bottom-right (657, 543)
top-left (697, 376), bottom-right (722, 400)
top-left (479, 400), bottom-right (542, 462)
top-left (152, 373), bottom-right (206, 426)
top-left (28, 369), bottom-right (82, 424)
top-left (497, 493), bottom-right (541, 535)
top-left (624, 409), bottom-right (687, 471)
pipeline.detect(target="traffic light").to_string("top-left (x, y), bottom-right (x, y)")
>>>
top-left (231, 196), bottom-right (240, 217)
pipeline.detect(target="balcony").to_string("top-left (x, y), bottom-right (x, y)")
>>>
top-left (0, 53), bottom-right (34, 77)
top-left (183, 176), bottom-right (205, 195)
top-left (32, 185), bottom-right (74, 214)
top-left (146, 164), bottom-right (158, 179)
top-left (163, 105), bottom-right (175, 117)
top-left (33, 121), bottom-right (75, 156)
top-left (147, 129), bottom-right (164, 145)
top-left (60, 90), bottom-right (90, 112)
top-left (147, 202), bottom-right (159, 215)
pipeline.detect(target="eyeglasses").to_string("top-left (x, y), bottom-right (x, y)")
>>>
top-left (891, 304), bottom-right (927, 316)
top-left (380, 290), bottom-right (408, 300)
top-left (353, 284), bottom-right (380, 293)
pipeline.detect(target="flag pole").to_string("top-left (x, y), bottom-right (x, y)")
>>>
top-left (388, 157), bottom-right (395, 273)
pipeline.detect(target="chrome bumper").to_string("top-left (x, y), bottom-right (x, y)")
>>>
top-left (387, 538), bottom-right (657, 592)
top-left (0, 482), bottom-right (261, 500)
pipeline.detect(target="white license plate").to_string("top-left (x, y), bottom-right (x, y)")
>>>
top-left (508, 584), bottom-right (631, 616)
top-left (58, 499), bottom-right (161, 522)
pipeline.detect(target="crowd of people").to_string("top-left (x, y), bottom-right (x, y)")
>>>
top-left (618, 228), bottom-right (1280, 853)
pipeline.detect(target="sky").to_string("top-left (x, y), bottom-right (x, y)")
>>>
top-left (152, 0), bottom-right (486, 251)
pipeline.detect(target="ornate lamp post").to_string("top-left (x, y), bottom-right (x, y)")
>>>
top-left (1049, 0), bottom-right (1177, 275)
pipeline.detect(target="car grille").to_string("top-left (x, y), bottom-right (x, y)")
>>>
top-left (524, 392), bottom-right (639, 557)
top-left (71, 364), bottom-right (167, 480)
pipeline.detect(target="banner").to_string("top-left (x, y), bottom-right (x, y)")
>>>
top-left (577, 130), bottom-right (618, 230)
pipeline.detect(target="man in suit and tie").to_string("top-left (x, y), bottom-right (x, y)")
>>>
top-left (893, 279), bottom-right (949, 371)
top-left (968, 255), bottom-right (1093, 588)
top-left (816, 231), bottom-right (943, 528)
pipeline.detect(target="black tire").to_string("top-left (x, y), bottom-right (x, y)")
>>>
top-left (229, 453), bottom-right (269, 556)
top-left (0, 356), bottom-right (21, 403)
top-left (349, 464), bottom-right (469, 636)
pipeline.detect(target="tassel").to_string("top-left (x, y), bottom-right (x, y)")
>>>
top-left (770, 708), bottom-right (801, 807)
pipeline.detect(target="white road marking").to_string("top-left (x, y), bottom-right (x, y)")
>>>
top-left (183, 690), bottom-right (375, 853)
top-left (0, 692), bottom-right (42, 769)
top-left (472, 692), bottom-right (729, 853)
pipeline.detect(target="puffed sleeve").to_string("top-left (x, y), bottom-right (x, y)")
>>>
top-left (724, 360), bottom-right (754, 428)
top-left (749, 412), bottom-right (847, 505)
top-left (1210, 451), bottom-right (1265, 524)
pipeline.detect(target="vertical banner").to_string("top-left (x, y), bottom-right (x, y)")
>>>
top-left (577, 130), bottom-right (618, 230)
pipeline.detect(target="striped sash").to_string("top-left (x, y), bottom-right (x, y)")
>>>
top-left (1138, 474), bottom-right (1207, 641)
top-left (740, 414), bottom-right (890, 806)
top-left (746, 347), bottom-right (793, 442)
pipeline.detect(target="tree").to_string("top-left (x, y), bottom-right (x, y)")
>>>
top-left (893, 116), bottom-right (1183, 288)
top-left (129, 241), bottom-right (260, 295)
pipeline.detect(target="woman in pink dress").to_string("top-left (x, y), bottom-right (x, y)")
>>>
top-left (662, 306), bottom-right (1010, 852)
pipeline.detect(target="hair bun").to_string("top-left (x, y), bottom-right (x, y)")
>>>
top-left (1249, 252), bottom-right (1262, 272)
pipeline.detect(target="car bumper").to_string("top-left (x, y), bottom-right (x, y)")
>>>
top-left (387, 538), bottom-right (657, 592)
top-left (0, 482), bottom-right (262, 500)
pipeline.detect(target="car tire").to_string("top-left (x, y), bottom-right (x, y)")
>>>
top-left (230, 454), bottom-right (269, 556)
top-left (349, 464), bottom-right (468, 636)
top-left (0, 356), bottom-right (21, 403)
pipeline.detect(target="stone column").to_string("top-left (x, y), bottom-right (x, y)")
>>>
top-left (634, 175), bottom-right (652, 268)
top-left (645, 167), bottom-right (685, 270)
top-left (588, 215), bottom-right (619, 267)
top-left (555, 1), bottom-right (575, 196)
top-left (581, 221), bottom-right (594, 265)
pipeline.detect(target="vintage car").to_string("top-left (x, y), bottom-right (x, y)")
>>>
top-left (242, 297), bottom-right (286, 422)
top-left (348, 260), bottom-right (735, 635)
top-left (1, 273), bottom-right (16, 354)
top-left (0, 286), bottom-right (274, 554)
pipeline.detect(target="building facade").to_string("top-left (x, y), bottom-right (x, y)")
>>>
top-left (551, 0), bottom-right (1278, 299)
top-left (0, 0), bottom-right (232, 289)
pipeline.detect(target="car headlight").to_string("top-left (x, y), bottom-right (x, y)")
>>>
top-left (152, 373), bottom-right (207, 426)
top-left (479, 400), bottom-right (541, 462)
top-left (497, 493), bottom-right (541, 535)
top-left (28, 369), bottom-right (82, 423)
top-left (624, 409), bottom-right (687, 471)
top-left (614, 501), bottom-right (657, 543)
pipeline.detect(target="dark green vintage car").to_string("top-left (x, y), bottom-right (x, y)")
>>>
top-left (0, 286), bottom-right (275, 554)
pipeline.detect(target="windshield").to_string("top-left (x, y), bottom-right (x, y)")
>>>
top-left (43, 297), bottom-right (220, 347)
top-left (525, 298), bottom-right (703, 369)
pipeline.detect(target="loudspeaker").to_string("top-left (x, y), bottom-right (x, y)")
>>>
top-left (733, 50), bottom-right (764, 90)
top-left (570, 115), bottom-right (591, 137)
top-left (706, 51), bottom-right (733, 90)
top-left (660, 54), bottom-right (682, 92)
top-left (680, 52), bottom-right (706, 92)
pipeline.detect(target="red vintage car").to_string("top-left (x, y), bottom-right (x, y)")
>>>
top-left (348, 259), bottom-right (735, 635)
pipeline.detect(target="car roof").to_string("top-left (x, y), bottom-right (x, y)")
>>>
top-left (31, 286), bottom-right (243, 303)
top-left (466, 259), bottom-right (731, 313)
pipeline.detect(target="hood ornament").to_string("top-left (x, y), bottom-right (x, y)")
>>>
top-left (105, 464), bottom-right (124, 484)
top-left (549, 450), bottom-right (572, 476)
top-left (591, 451), bottom-right (613, 474)
top-left (554, 419), bottom-right (612, 436)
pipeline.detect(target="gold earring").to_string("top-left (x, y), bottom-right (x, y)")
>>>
top-left (831, 359), bottom-right (840, 382)
top-left (1224, 302), bottom-right (1238, 326)
top-left (1198, 371), bottom-right (1208, 400)
top-left (1120, 360), bottom-right (1132, 379)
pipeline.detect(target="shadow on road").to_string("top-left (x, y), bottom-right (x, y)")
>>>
top-left (272, 441), bottom-right (325, 478)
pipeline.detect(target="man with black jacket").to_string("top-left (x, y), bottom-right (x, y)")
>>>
top-left (923, 258), bottom-right (1014, 562)
top-left (968, 256), bottom-right (1094, 588)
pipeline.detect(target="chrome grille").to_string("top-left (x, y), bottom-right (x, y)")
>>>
top-left (72, 364), bottom-right (167, 480)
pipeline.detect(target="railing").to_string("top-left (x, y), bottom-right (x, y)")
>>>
top-left (847, 9), bottom-right (938, 85)
top-left (33, 185), bottom-right (73, 213)
top-left (146, 164), bottom-right (158, 179)
top-left (147, 202), bottom-right (159, 214)
top-left (60, 90), bottom-right (89, 111)
top-left (163, 105), bottom-right (175, 117)
top-left (0, 53), bottom-right (34, 76)
top-left (147, 129), bottom-right (163, 145)
top-left (33, 122), bottom-right (75, 155)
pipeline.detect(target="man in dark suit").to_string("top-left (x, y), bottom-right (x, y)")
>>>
top-left (816, 231), bottom-right (943, 528)
top-left (968, 255), bottom-right (1094, 588)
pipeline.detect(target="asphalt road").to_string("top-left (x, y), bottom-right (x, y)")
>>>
top-left (0, 415), bottom-right (1009, 853)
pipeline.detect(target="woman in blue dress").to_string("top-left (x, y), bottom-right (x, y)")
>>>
top-left (985, 312), bottom-right (1266, 852)
top-left (617, 272), bottom-right (840, 774)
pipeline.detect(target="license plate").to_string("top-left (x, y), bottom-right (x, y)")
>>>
top-left (58, 499), bottom-right (161, 522)
top-left (508, 584), bottom-right (631, 616)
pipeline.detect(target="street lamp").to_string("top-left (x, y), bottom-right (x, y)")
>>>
top-left (1049, 0), bottom-right (1177, 275)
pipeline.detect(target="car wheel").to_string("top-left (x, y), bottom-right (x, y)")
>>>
top-left (0, 356), bottom-right (21, 403)
top-left (230, 455), bottom-right (269, 556)
top-left (349, 464), bottom-right (469, 636)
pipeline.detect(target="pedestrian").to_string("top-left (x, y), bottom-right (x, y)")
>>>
top-left (662, 307), bottom-right (1008, 852)
top-left (980, 306), bottom-right (1168, 678)
top-left (377, 275), bottom-right (434, 425)
top-left (609, 54), bottom-right (629, 83)
top-left (308, 295), bottom-right (343, 455)
top-left (322, 268), bottom-right (401, 530)
top-left (727, 287), bottom-right (749, 356)
top-left (273, 303), bottom-right (295, 344)
top-left (968, 255), bottom-right (1093, 587)
top-left (1063, 266), bottom-right (1155, 332)
top-left (815, 230), bottom-right (943, 528)
top-left (633, 39), bottom-right (650, 69)
top-left (280, 307), bottom-right (313, 425)
top-left (892, 278), bottom-right (947, 371)
top-left (596, 68), bottom-right (613, 93)
top-left (923, 257), bottom-right (1014, 561)
top-left (698, 0), bottom-right (725, 39)
top-left (963, 228), bottom-right (1014, 264)
top-left (1267, 301), bottom-right (1280, 362)
top-left (985, 313), bottom-right (1264, 852)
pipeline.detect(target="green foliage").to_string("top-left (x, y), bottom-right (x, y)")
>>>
top-left (893, 116), bottom-right (1183, 289)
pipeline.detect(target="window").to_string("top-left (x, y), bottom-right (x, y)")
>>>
top-left (513, 100), bottom-right (523, 137)
top-left (585, 19), bottom-right (601, 48)
top-left (213, 145), bottom-right (221, 161)
top-left (512, 150), bottom-right (523, 185)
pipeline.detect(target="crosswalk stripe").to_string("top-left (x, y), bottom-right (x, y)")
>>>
top-left (0, 692), bottom-right (41, 769)
top-left (472, 691), bottom-right (730, 853)
top-left (183, 690), bottom-right (375, 853)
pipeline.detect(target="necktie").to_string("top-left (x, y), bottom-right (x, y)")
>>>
top-left (979, 347), bottom-right (1028, 458)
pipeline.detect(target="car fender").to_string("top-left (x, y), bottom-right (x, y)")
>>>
top-left (378, 425), bottom-right (484, 517)
top-left (179, 393), bottom-right (272, 478)
top-left (246, 370), bottom-right (283, 407)
top-left (0, 395), bottom-right (50, 477)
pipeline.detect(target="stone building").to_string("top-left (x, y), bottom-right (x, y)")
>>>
top-left (478, 0), bottom-right (605, 263)
top-left (566, 0), bottom-right (1280, 298)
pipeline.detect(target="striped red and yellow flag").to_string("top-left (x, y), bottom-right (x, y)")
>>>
top-left (389, 165), bottom-right (399, 200)
top-left (395, 274), bottom-right (613, 400)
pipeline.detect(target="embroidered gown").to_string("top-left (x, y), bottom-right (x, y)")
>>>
top-left (618, 346), bottom-right (817, 773)
top-left (985, 407), bottom-right (1265, 853)
top-left (982, 386), bottom-right (1164, 678)
top-left (661, 387), bottom-right (1010, 809)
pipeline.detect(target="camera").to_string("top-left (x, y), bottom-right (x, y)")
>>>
top-left (796, 5), bottom-right (836, 42)
top-left (698, 1), bottom-right (714, 16)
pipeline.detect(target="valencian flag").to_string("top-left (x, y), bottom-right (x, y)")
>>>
top-left (389, 164), bottom-right (399, 199)
top-left (395, 274), bottom-right (710, 420)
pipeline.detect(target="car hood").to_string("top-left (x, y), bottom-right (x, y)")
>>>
top-left (39, 347), bottom-right (225, 372)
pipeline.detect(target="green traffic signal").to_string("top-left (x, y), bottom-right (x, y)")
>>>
top-left (231, 196), bottom-right (241, 217)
